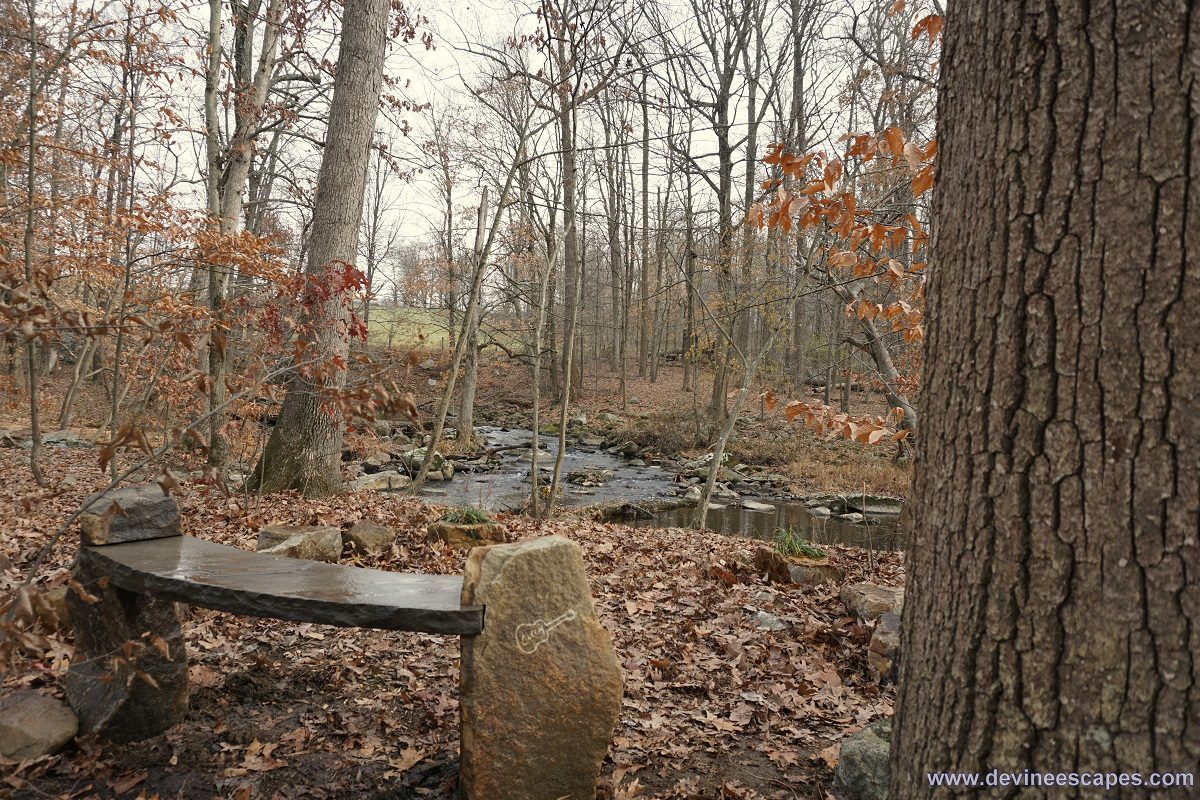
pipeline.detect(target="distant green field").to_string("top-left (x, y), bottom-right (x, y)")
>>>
top-left (367, 306), bottom-right (450, 350)
top-left (367, 305), bottom-right (522, 353)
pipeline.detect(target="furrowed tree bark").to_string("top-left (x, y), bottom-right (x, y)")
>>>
top-left (892, 2), bottom-right (1199, 796)
top-left (249, 0), bottom-right (388, 498)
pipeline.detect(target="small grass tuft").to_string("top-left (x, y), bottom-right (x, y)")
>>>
top-left (440, 507), bottom-right (493, 525)
top-left (772, 528), bottom-right (828, 559)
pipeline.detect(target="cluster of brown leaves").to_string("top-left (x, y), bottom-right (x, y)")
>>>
top-left (760, 391), bottom-right (910, 448)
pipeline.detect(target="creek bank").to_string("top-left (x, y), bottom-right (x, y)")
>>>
top-left (333, 424), bottom-right (907, 548)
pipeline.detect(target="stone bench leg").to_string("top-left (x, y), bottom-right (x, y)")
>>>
top-left (66, 560), bottom-right (188, 741)
top-left (459, 536), bottom-right (623, 800)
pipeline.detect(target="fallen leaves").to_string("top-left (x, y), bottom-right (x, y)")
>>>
top-left (0, 443), bottom-right (902, 798)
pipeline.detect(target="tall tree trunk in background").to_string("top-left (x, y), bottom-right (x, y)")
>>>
top-left (649, 186), bottom-right (665, 383)
top-left (892, 2), bottom-right (1199, 795)
top-left (186, 0), bottom-right (223, 382)
top-left (604, 116), bottom-right (623, 372)
top-left (416, 186), bottom-right (497, 486)
top-left (708, 118), bottom-right (735, 417)
top-left (787, 0), bottom-right (809, 373)
top-left (23, 0), bottom-right (44, 486)
top-left (692, 291), bottom-right (800, 529)
top-left (528, 237), bottom-right (558, 518)
top-left (457, 194), bottom-right (488, 450)
top-left (547, 230), bottom-right (582, 516)
top-left (735, 24), bottom-right (761, 357)
top-left (208, 0), bottom-right (284, 471)
top-left (637, 74), bottom-right (650, 377)
top-left (682, 175), bottom-right (695, 392)
top-left (556, 32), bottom-right (581, 400)
top-left (443, 167), bottom-right (456, 352)
top-left (249, 0), bottom-right (388, 498)
top-left (620, 141), bottom-right (634, 409)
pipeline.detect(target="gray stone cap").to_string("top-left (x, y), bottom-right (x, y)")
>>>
top-left (78, 535), bottom-right (483, 635)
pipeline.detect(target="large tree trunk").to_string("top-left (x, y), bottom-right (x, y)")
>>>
top-left (892, 2), bottom-right (1199, 796)
top-left (248, 0), bottom-right (388, 498)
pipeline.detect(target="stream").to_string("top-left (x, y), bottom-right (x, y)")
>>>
top-left (411, 426), bottom-right (905, 550)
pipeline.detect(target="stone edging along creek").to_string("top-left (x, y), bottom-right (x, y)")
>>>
top-left (349, 424), bottom-right (907, 551)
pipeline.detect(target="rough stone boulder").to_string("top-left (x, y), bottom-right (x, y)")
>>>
top-left (345, 522), bottom-right (394, 555)
top-left (397, 446), bottom-right (447, 473)
top-left (867, 612), bottom-right (901, 684)
top-left (1, 428), bottom-right (93, 449)
top-left (843, 495), bottom-right (903, 516)
top-left (362, 451), bottom-right (392, 469)
top-left (350, 471), bottom-right (411, 492)
top-left (787, 557), bottom-right (845, 587)
top-left (79, 484), bottom-right (180, 545)
top-left (841, 582), bottom-right (904, 621)
top-left (805, 494), bottom-right (850, 513)
top-left (567, 467), bottom-right (614, 487)
top-left (426, 521), bottom-right (507, 549)
top-left (459, 536), bottom-right (623, 800)
top-left (66, 561), bottom-right (188, 741)
top-left (832, 717), bottom-right (892, 800)
top-left (255, 525), bottom-right (342, 563)
top-left (754, 546), bottom-right (793, 584)
top-left (427, 461), bottom-right (455, 481)
top-left (682, 452), bottom-right (742, 481)
top-left (0, 691), bottom-right (78, 760)
top-left (753, 546), bottom-right (844, 586)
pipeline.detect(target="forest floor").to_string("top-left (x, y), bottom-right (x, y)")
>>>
top-left (1, 360), bottom-right (907, 798)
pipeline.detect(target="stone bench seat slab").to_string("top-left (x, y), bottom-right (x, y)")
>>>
top-left (79, 536), bottom-right (482, 635)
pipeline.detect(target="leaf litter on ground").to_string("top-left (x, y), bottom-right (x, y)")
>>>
top-left (0, 446), bottom-right (903, 799)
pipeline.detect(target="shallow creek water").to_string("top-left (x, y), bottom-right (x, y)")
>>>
top-left (413, 426), bottom-right (905, 550)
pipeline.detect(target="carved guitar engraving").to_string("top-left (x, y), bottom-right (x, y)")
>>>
top-left (515, 609), bottom-right (577, 654)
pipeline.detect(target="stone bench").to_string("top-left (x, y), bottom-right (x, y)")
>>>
top-left (66, 485), bottom-right (623, 800)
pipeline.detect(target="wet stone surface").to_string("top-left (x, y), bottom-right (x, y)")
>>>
top-left (78, 536), bottom-right (482, 635)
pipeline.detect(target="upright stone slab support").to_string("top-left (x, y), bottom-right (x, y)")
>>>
top-left (459, 536), bottom-right (623, 800)
top-left (66, 485), bottom-right (188, 741)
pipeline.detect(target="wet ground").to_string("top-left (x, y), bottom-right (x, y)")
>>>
top-left (413, 427), bottom-right (905, 550)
